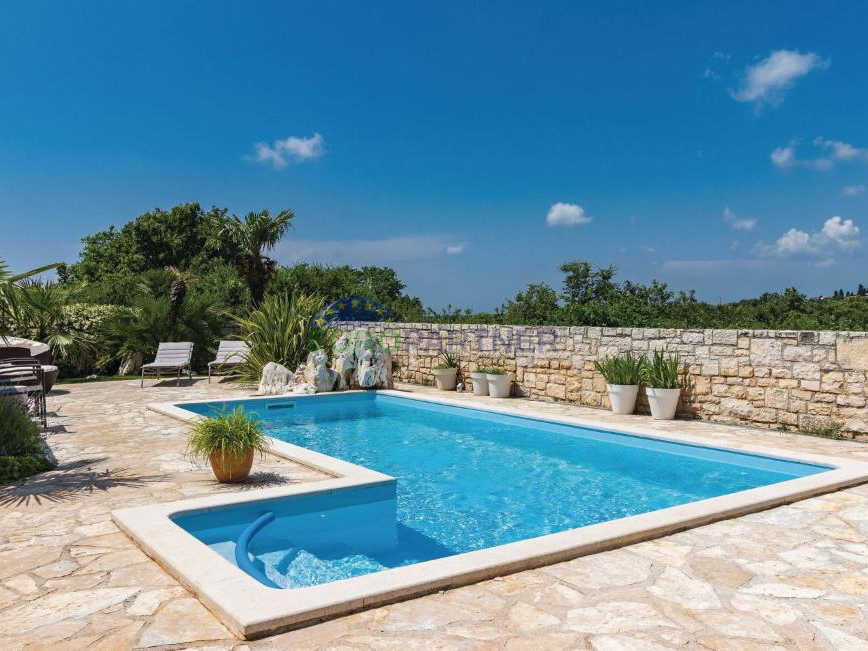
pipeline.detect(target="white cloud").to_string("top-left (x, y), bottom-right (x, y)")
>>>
top-left (771, 138), bottom-right (868, 171)
top-left (546, 202), bottom-right (591, 227)
top-left (723, 206), bottom-right (757, 231)
top-left (843, 184), bottom-right (866, 196)
top-left (445, 243), bottom-right (465, 255)
top-left (250, 133), bottom-right (325, 169)
top-left (731, 50), bottom-right (828, 108)
top-left (641, 246), bottom-right (656, 253)
top-left (758, 216), bottom-right (861, 258)
top-left (274, 234), bottom-right (458, 266)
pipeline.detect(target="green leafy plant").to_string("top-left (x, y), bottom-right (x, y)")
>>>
top-left (0, 397), bottom-right (54, 484)
top-left (434, 350), bottom-right (461, 369)
top-left (233, 293), bottom-right (326, 384)
top-left (594, 352), bottom-right (647, 385)
top-left (1, 259), bottom-right (60, 338)
top-left (479, 367), bottom-right (506, 375)
top-left (642, 351), bottom-right (682, 389)
top-left (186, 407), bottom-right (269, 467)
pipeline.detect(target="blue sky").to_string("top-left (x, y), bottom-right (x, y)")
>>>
top-left (2, 1), bottom-right (867, 309)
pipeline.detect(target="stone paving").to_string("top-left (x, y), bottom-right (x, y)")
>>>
top-left (1, 379), bottom-right (868, 650)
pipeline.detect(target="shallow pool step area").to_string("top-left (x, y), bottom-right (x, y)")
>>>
top-left (173, 482), bottom-right (406, 589)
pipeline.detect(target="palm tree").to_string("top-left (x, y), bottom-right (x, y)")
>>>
top-left (213, 210), bottom-right (294, 306)
top-left (0, 259), bottom-right (60, 339)
top-left (165, 266), bottom-right (196, 330)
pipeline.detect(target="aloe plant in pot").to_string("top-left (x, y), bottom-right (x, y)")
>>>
top-left (642, 351), bottom-right (683, 420)
top-left (594, 352), bottom-right (647, 414)
top-left (187, 408), bottom-right (269, 482)
top-left (432, 351), bottom-right (460, 391)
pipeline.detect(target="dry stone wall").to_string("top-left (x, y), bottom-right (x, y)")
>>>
top-left (337, 322), bottom-right (868, 439)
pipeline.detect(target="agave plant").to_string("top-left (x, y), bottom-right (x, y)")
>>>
top-left (233, 292), bottom-right (326, 384)
top-left (594, 352), bottom-right (647, 385)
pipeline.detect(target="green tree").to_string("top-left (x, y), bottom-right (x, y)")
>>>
top-left (212, 210), bottom-right (294, 306)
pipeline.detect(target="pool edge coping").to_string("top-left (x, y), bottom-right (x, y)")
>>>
top-left (114, 389), bottom-right (868, 639)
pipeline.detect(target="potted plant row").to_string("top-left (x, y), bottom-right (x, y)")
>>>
top-left (594, 351), bottom-right (683, 420)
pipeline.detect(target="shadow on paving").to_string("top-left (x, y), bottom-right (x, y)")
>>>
top-left (0, 457), bottom-right (167, 508)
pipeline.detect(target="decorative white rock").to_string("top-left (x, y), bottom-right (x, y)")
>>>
top-left (258, 362), bottom-right (294, 395)
top-left (301, 349), bottom-right (339, 393)
top-left (331, 330), bottom-right (393, 390)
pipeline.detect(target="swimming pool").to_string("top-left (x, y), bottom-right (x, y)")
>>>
top-left (116, 390), bottom-right (867, 638)
top-left (176, 393), bottom-right (825, 589)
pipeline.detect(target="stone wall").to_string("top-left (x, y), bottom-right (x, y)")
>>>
top-left (337, 322), bottom-right (868, 438)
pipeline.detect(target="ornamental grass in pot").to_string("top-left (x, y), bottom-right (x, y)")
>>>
top-left (642, 351), bottom-right (683, 420)
top-left (594, 352), bottom-right (646, 415)
top-left (187, 407), bottom-right (269, 482)
top-left (432, 351), bottom-right (460, 391)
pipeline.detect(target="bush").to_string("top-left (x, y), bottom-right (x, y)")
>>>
top-left (0, 397), bottom-right (43, 456)
top-left (0, 397), bottom-right (53, 484)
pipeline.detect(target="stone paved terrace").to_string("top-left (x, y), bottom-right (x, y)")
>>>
top-left (1, 379), bottom-right (868, 650)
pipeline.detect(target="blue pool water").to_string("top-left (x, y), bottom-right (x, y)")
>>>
top-left (174, 393), bottom-right (829, 589)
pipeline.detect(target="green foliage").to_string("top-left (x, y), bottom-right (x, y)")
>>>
top-left (0, 259), bottom-right (61, 337)
top-left (434, 351), bottom-right (461, 369)
top-left (479, 367), bottom-right (506, 375)
top-left (233, 293), bottom-right (326, 384)
top-left (59, 203), bottom-right (240, 284)
top-left (212, 209), bottom-right (294, 306)
top-left (594, 353), bottom-right (647, 385)
top-left (643, 351), bottom-right (682, 389)
top-left (186, 407), bottom-right (269, 467)
top-left (0, 397), bottom-right (42, 456)
top-left (0, 398), bottom-right (53, 484)
top-left (99, 277), bottom-right (224, 372)
top-left (801, 422), bottom-right (846, 440)
top-left (268, 264), bottom-right (426, 322)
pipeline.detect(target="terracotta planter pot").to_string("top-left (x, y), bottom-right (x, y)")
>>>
top-left (209, 448), bottom-right (254, 483)
top-left (432, 367), bottom-right (458, 391)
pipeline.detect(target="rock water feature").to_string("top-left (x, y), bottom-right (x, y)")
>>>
top-left (256, 329), bottom-right (393, 395)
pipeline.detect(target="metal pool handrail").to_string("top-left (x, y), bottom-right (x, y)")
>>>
top-left (234, 511), bottom-right (280, 589)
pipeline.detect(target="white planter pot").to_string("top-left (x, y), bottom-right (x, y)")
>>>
top-left (432, 367), bottom-right (458, 391)
top-left (606, 384), bottom-right (639, 415)
top-left (469, 372), bottom-right (489, 396)
top-left (646, 387), bottom-right (681, 420)
top-left (486, 373), bottom-right (511, 398)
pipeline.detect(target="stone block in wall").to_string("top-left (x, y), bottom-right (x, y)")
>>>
top-left (793, 363), bottom-right (821, 380)
top-left (836, 337), bottom-right (868, 371)
top-left (711, 330), bottom-right (738, 345)
top-left (750, 339), bottom-right (782, 365)
top-left (783, 345), bottom-right (813, 362)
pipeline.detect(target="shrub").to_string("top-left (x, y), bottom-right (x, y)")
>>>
top-left (0, 397), bottom-right (54, 484)
top-left (0, 397), bottom-right (43, 456)
top-left (186, 407), bottom-right (269, 468)
top-left (594, 352), bottom-right (647, 385)
top-left (233, 293), bottom-right (326, 384)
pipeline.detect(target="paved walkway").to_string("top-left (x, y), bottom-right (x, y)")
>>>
top-left (1, 379), bottom-right (867, 650)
